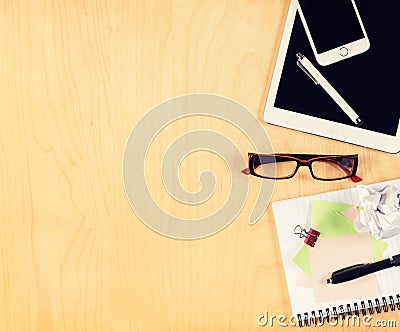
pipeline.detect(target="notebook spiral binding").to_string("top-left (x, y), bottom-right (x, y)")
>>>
top-left (297, 294), bottom-right (400, 327)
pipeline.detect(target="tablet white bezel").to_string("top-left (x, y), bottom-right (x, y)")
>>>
top-left (264, 0), bottom-right (400, 153)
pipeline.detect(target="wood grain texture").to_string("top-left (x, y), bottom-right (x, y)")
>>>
top-left (0, 0), bottom-right (399, 331)
top-left (0, 1), bottom-right (110, 331)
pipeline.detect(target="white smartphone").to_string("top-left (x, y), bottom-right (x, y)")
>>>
top-left (296, 0), bottom-right (370, 66)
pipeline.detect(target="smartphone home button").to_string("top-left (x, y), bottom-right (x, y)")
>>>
top-left (339, 47), bottom-right (349, 57)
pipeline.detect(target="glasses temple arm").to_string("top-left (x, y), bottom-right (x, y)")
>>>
top-left (241, 168), bottom-right (250, 175)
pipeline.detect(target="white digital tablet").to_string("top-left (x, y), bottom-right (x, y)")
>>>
top-left (264, 0), bottom-right (400, 153)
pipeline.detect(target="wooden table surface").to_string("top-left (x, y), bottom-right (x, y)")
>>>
top-left (1, 0), bottom-right (399, 331)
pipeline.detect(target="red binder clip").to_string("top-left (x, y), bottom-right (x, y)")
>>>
top-left (294, 225), bottom-right (321, 247)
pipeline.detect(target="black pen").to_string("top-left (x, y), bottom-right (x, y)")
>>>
top-left (327, 254), bottom-right (400, 284)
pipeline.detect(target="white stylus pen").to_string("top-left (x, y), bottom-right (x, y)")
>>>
top-left (296, 53), bottom-right (363, 127)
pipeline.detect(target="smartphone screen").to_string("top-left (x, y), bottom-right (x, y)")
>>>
top-left (298, 0), bottom-right (365, 53)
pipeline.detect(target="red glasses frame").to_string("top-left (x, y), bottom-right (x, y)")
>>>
top-left (242, 153), bottom-right (362, 182)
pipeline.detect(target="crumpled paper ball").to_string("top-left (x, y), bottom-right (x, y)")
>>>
top-left (358, 185), bottom-right (400, 239)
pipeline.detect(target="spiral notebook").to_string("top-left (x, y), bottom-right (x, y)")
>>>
top-left (272, 179), bottom-right (400, 326)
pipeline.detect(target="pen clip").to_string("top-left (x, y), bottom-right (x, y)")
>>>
top-left (296, 60), bottom-right (319, 85)
top-left (333, 263), bottom-right (366, 275)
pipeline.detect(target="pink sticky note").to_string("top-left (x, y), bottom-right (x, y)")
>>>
top-left (309, 233), bottom-right (379, 303)
top-left (297, 271), bottom-right (313, 288)
top-left (340, 206), bottom-right (359, 221)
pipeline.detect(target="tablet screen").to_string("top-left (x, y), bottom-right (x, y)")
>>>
top-left (274, 2), bottom-right (399, 137)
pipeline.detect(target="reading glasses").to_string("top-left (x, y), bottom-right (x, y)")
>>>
top-left (242, 153), bottom-right (362, 182)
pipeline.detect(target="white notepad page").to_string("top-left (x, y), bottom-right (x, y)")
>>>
top-left (272, 179), bottom-right (400, 319)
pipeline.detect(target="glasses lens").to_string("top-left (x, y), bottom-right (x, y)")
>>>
top-left (311, 157), bottom-right (355, 180)
top-left (252, 155), bottom-right (297, 179)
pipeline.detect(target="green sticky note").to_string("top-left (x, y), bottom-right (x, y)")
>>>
top-left (292, 201), bottom-right (389, 275)
top-left (292, 245), bottom-right (311, 276)
top-left (370, 233), bottom-right (389, 262)
top-left (310, 201), bottom-right (357, 237)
